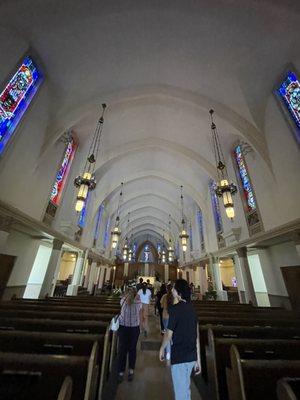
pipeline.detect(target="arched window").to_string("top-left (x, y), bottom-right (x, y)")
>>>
top-left (209, 179), bottom-right (225, 249)
top-left (103, 216), bottom-right (111, 249)
top-left (0, 56), bottom-right (42, 155)
top-left (45, 135), bottom-right (77, 220)
top-left (277, 70), bottom-right (300, 144)
top-left (189, 222), bottom-right (193, 251)
top-left (233, 144), bottom-right (263, 235)
top-left (196, 208), bottom-right (205, 252)
top-left (93, 203), bottom-right (105, 246)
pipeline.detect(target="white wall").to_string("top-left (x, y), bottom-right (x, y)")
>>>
top-left (247, 253), bottom-right (270, 306)
top-left (23, 242), bottom-right (52, 298)
top-left (259, 241), bottom-right (299, 298)
top-left (5, 231), bottom-right (41, 288)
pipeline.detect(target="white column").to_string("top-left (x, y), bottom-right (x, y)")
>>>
top-left (164, 264), bottom-right (169, 282)
top-left (212, 257), bottom-right (228, 301)
top-left (83, 260), bottom-right (92, 288)
top-left (67, 250), bottom-right (88, 296)
top-left (236, 247), bottom-right (258, 306)
top-left (39, 239), bottom-right (63, 298)
top-left (144, 263), bottom-right (149, 276)
top-left (200, 265), bottom-right (208, 295)
top-left (97, 266), bottom-right (106, 290)
top-left (0, 216), bottom-right (13, 254)
top-left (87, 261), bottom-right (97, 293)
top-left (292, 232), bottom-right (300, 260)
top-left (124, 263), bottom-right (129, 277)
top-left (193, 266), bottom-right (201, 289)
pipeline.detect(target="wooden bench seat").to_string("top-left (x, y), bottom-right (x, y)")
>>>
top-left (227, 345), bottom-right (300, 400)
top-left (199, 325), bottom-right (300, 382)
top-left (206, 332), bottom-right (300, 400)
top-left (277, 377), bottom-right (300, 400)
top-left (0, 309), bottom-right (114, 321)
top-left (0, 302), bottom-right (120, 314)
top-left (0, 351), bottom-right (95, 400)
top-left (0, 317), bottom-right (108, 334)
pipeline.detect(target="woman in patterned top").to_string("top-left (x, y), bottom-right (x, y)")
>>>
top-left (117, 287), bottom-right (142, 382)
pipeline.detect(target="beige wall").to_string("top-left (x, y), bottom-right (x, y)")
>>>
top-left (58, 252), bottom-right (76, 281)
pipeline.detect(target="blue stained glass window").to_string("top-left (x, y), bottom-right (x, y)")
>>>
top-left (78, 191), bottom-right (90, 229)
top-left (209, 179), bottom-right (223, 234)
top-left (0, 56), bottom-right (42, 154)
top-left (103, 216), bottom-right (110, 248)
top-left (278, 71), bottom-right (300, 138)
top-left (197, 209), bottom-right (205, 249)
top-left (94, 203), bottom-right (104, 241)
top-left (234, 145), bottom-right (256, 212)
top-left (189, 223), bottom-right (193, 251)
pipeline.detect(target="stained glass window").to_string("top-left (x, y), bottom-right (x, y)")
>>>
top-left (50, 137), bottom-right (77, 206)
top-left (197, 209), bottom-right (205, 251)
top-left (0, 56), bottom-right (42, 154)
top-left (209, 179), bottom-right (223, 234)
top-left (277, 71), bottom-right (300, 142)
top-left (189, 223), bottom-right (193, 251)
top-left (103, 216), bottom-right (111, 248)
top-left (233, 144), bottom-right (262, 235)
top-left (78, 191), bottom-right (90, 229)
top-left (233, 145), bottom-right (256, 212)
top-left (94, 203), bottom-right (104, 241)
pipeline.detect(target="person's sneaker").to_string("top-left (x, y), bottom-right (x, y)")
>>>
top-left (128, 373), bottom-right (134, 382)
top-left (117, 373), bottom-right (124, 383)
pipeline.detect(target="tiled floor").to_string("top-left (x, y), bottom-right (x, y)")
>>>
top-left (115, 312), bottom-right (201, 400)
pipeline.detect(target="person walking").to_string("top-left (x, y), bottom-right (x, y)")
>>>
top-left (153, 277), bottom-right (162, 315)
top-left (156, 283), bottom-right (167, 333)
top-left (160, 283), bottom-right (174, 361)
top-left (137, 282), bottom-right (152, 337)
top-left (159, 279), bottom-right (201, 400)
top-left (117, 287), bottom-right (142, 382)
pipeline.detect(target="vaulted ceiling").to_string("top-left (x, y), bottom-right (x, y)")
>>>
top-left (1, 0), bottom-right (299, 244)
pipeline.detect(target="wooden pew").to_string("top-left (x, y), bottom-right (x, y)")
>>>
top-left (0, 373), bottom-right (73, 400)
top-left (0, 309), bottom-right (114, 322)
top-left (0, 351), bottom-right (96, 400)
top-left (199, 324), bottom-right (300, 382)
top-left (206, 330), bottom-right (300, 400)
top-left (277, 378), bottom-right (300, 400)
top-left (227, 345), bottom-right (300, 400)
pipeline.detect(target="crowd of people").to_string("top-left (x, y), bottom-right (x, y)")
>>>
top-left (116, 276), bottom-right (200, 400)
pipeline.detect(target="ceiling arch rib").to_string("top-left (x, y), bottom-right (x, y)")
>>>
top-left (42, 86), bottom-right (270, 168)
top-left (116, 193), bottom-right (183, 221)
top-left (92, 172), bottom-right (208, 220)
top-left (118, 206), bottom-right (181, 233)
top-left (94, 137), bottom-right (217, 181)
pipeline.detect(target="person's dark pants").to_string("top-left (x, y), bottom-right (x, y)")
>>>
top-left (158, 305), bottom-right (164, 331)
top-left (118, 325), bottom-right (140, 373)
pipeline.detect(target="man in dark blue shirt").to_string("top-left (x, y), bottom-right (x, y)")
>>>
top-left (159, 279), bottom-right (200, 400)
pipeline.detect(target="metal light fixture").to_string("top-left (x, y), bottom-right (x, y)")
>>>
top-left (209, 109), bottom-right (237, 219)
top-left (122, 212), bottom-right (130, 261)
top-left (111, 183), bottom-right (123, 249)
top-left (168, 214), bottom-right (174, 263)
top-left (74, 103), bottom-right (107, 212)
top-left (179, 186), bottom-right (189, 253)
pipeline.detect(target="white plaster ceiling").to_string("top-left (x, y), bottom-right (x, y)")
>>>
top-left (1, 0), bottom-right (300, 243)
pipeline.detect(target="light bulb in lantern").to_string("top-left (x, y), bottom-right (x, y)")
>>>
top-left (75, 199), bottom-right (85, 212)
top-left (111, 226), bottom-right (121, 249)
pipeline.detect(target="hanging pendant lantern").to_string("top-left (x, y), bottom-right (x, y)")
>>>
top-left (111, 183), bottom-right (123, 249)
top-left (209, 109), bottom-right (237, 219)
top-left (74, 103), bottom-right (106, 212)
top-left (168, 215), bottom-right (174, 262)
top-left (179, 186), bottom-right (189, 252)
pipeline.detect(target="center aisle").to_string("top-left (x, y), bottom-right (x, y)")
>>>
top-left (115, 311), bottom-right (201, 400)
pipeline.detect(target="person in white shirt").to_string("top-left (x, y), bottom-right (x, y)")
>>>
top-left (137, 282), bottom-right (152, 337)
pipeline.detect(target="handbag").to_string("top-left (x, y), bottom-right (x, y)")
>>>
top-left (110, 295), bottom-right (128, 331)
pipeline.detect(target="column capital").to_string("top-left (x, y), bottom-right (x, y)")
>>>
top-left (236, 247), bottom-right (247, 258)
top-left (291, 230), bottom-right (300, 246)
top-left (52, 239), bottom-right (64, 250)
top-left (0, 215), bottom-right (14, 233)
